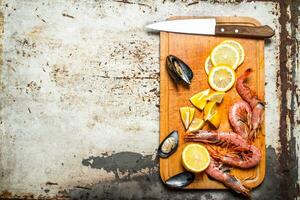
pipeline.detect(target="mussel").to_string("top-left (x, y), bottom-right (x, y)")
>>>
top-left (158, 130), bottom-right (178, 158)
top-left (164, 171), bottom-right (195, 189)
top-left (166, 55), bottom-right (193, 85)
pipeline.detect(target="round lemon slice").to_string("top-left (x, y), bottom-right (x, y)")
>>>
top-left (210, 43), bottom-right (240, 70)
top-left (182, 144), bottom-right (210, 173)
top-left (208, 65), bottom-right (236, 92)
top-left (204, 56), bottom-right (213, 75)
top-left (221, 40), bottom-right (245, 66)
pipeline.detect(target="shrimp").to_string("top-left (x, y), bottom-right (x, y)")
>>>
top-left (185, 130), bottom-right (261, 168)
top-left (228, 100), bottom-right (252, 140)
top-left (205, 158), bottom-right (250, 197)
top-left (236, 68), bottom-right (264, 139)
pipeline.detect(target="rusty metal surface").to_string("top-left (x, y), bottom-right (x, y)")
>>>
top-left (0, 0), bottom-right (299, 199)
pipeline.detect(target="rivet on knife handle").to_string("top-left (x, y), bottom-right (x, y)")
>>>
top-left (215, 25), bottom-right (274, 39)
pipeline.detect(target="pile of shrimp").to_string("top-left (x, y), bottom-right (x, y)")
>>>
top-left (185, 69), bottom-right (264, 197)
top-left (185, 130), bottom-right (261, 169)
top-left (233, 68), bottom-right (265, 141)
top-left (185, 130), bottom-right (260, 197)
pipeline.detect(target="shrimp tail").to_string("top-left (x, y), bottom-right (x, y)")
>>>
top-left (205, 159), bottom-right (251, 197)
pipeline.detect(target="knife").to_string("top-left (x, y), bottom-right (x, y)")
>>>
top-left (146, 18), bottom-right (274, 39)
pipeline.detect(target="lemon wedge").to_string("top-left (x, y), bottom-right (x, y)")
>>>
top-left (188, 118), bottom-right (205, 133)
top-left (204, 56), bottom-right (213, 75)
top-left (210, 43), bottom-right (240, 70)
top-left (204, 101), bottom-right (217, 120)
top-left (207, 110), bottom-right (221, 129)
top-left (180, 107), bottom-right (195, 129)
top-left (221, 40), bottom-right (245, 66)
top-left (208, 65), bottom-right (236, 92)
top-left (190, 89), bottom-right (210, 110)
top-left (206, 91), bottom-right (225, 103)
top-left (182, 144), bottom-right (211, 173)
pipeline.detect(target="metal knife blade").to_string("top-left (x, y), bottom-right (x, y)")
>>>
top-left (146, 18), bottom-right (274, 39)
top-left (146, 18), bottom-right (216, 35)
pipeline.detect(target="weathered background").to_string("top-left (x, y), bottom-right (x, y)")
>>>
top-left (0, 0), bottom-right (299, 199)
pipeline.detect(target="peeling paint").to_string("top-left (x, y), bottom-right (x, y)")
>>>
top-left (82, 152), bottom-right (156, 179)
top-left (276, 0), bottom-right (299, 199)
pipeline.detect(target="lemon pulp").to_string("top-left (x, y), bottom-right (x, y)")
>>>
top-left (208, 65), bottom-right (236, 92)
top-left (210, 43), bottom-right (240, 70)
top-left (182, 144), bottom-right (211, 173)
top-left (190, 89), bottom-right (210, 110)
top-left (188, 118), bottom-right (205, 132)
top-left (206, 91), bottom-right (225, 103)
top-left (221, 40), bottom-right (245, 67)
top-left (180, 107), bottom-right (195, 129)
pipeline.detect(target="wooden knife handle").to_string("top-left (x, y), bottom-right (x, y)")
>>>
top-left (215, 25), bottom-right (274, 39)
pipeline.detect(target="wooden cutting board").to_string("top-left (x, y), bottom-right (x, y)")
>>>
top-left (159, 16), bottom-right (265, 189)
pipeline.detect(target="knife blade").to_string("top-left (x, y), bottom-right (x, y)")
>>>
top-left (146, 18), bottom-right (274, 39)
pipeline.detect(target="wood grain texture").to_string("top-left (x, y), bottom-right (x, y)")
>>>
top-left (159, 16), bottom-right (265, 190)
top-left (215, 25), bottom-right (275, 39)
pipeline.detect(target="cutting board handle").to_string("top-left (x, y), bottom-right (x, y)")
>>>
top-left (215, 25), bottom-right (274, 39)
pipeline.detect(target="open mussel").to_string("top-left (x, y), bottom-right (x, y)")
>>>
top-left (166, 55), bottom-right (193, 85)
top-left (158, 130), bottom-right (178, 158)
top-left (164, 171), bottom-right (195, 189)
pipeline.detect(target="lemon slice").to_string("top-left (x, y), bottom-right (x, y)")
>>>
top-left (182, 144), bottom-right (211, 173)
top-left (180, 107), bottom-right (195, 129)
top-left (188, 118), bottom-right (205, 133)
top-left (208, 65), bottom-right (236, 92)
top-left (221, 40), bottom-right (245, 66)
top-left (210, 43), bottom-right (240, 70)
top-left (207, 111), bottom-right (221, 129)
top-left (204, 101), bottom-right (217, 120)
top-left (204, 56), bottom-right (213, 75)
top-left (206, 91), bottom-right (225, 103)
top-left (190, 89), bottom-right (210, 110)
